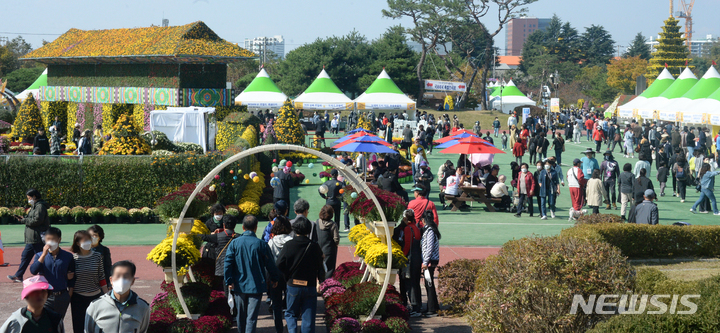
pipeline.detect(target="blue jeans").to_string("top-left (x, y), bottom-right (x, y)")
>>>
top-left (687, 146), bottom-right (695, 160)
top-left (587, 129), bottom-right (591, 141)
top-left (234, 293), bottom-right (262, 333)
top-left (540, 194), bottom-right (556, 217)
top-left (494, 128), bottom-right (499, 136)
top-left (692, 188), bottom-right (718, 214)
top-left (14, 243), bottom-right (44, 278)
top-left (285, 285), bottom-right (317, 333)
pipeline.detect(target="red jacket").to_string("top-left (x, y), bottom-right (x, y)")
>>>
top-left (400, 223), bottom-right (422, 256)
top-left (512, 141), bottom-right (525, 157)
top-left (585, 119), bottom-right (595, 131)
top-left (517, 171), bottom-right (536, 196)
top-left (593, 129), bottom-right (605, 141)
top-left (408, 196), bottom-right (439, 228)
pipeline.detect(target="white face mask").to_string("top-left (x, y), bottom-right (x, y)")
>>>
top-left (545, 165), bottom-right (551, 170)
top-left (80, 240), bottom-right (92, 251)
top-left (214, 215), bottom-right (223, 222)
top-left (28, 199), bottom-right (34, 205)
top-left (537, 165), bottom-right (542, 170)
top-left (521, 168), bottom-right (528, 173)
top-left (112, 278), bottom-right (133, 295)
top-left (91, 236), bottom-right (99, 246)
top-left (46, 240), bottom-right (59, 252)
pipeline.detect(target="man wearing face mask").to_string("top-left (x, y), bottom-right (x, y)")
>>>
top-left (85, 261), bottom-right (150, 333)
top-left (29, 227), bottom-right (75, 320)
top-left (8, 189), bottom-right (51, 283)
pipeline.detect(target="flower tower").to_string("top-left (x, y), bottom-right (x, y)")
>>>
top-left (11, 95), bottom-right (44, 141)
top-left (647, 16), bottom-right (692, 81)
top-left (275, 99), bottom-right (304, 145)
top-left (357, 113), bottom-right (372, 132)
top-left (98, 113), bottom-right (151, 155)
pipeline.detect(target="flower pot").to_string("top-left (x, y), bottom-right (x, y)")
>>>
top-left (368, 265), bottom-right (398, 285)
top-left (60, 216), bottom-right (71, 224)
top-left (171, 218), bottom-right (195, 234)
top-left (176, 313), bottom-right (201, 320)
top-left (0, 216), bottom-right (9, 225)
top-left (323, 165), bottom-right (332, 171)
top-left (370, 221), bottom-right (396, 237)
top-left (91, 216), bottom-right (101, 225)
top-left (321, 177), bottom-right (330, 182)
top-left (140, 216), bottom-right (149, 224)
top-left (103, 216), bottom-right (115, 224)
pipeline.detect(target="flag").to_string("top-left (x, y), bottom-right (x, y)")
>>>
top-left (713, 60), bottom-right (717, 66)
top-left (685, 60), bottom-right (688, 67)
top-left (664, 63), bottom-right (668, 68)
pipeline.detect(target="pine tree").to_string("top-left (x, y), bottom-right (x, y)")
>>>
top-left (625, 33), bottom-right (652, 60)
top-left (647, 17), bottom-right (692, 81)
top-left (11, 95), bottom-right (44, 140)
top-left (275, 99), bottom-right (304, 145)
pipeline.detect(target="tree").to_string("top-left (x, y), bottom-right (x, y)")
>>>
top-left (606, 56), bottom-right (648, 94)
top-left (579, 25), bottom-right (615, 66)
top-left (10, 95), bottom-right (43, 140)
top-left (625, 33), bottom-right (651, 60)
top-left (383, 0), bottom-right (454, 105)
top-left (0, 36), bottom-right (34, 76)
top-left (575, 66), bottom-right (618, 105)
top-left (520, 16), bottom-right (581, 91)
top-left (459, 0), bottom-right (540, 109)
top-left (4, 67), bottom-right (44, 92)
top-left (647, 16), bottom-right (692, 80)
top-left (274, 99), bottom-right (304, 145)
top-left (359, 25), bottom-right (419, 97)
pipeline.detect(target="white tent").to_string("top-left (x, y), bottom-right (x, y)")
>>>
top-left (635, 67), bottom-right (698, 121)
top-left (14, 68), bottom-right (47, 101)
top-left (491, 80), bottom-right (536, 113)
top-left (293, 69), bottom-right (353, 110)
top-left (616, 68), bottom-right (674, 118)
top-left (150, 107), bottom-right (216, 153)
top-left (354, 69), bottom-right (416, 110)
top-left (234, 68), bottom-right (287, 108)
top-left (658, 66), bottom-right (720, 124)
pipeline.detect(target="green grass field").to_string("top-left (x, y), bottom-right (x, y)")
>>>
top-left (1, 128), bottom-right (717, 248)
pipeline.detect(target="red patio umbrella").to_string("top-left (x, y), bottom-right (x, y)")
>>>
top-left (434, 132), bottom-right (479, 144)
top-left (439, 139), bottom-right (505, 155)
top-left (449, 129), bottom-right (476, 136)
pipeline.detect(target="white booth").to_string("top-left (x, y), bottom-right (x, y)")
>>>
top-left (150, 107), bottom-right (216, 153)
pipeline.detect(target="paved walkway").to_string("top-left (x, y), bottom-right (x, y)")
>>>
top-left (0, 245), bottom-right (496, 331)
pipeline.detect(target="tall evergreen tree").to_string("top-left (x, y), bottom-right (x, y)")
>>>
top-left (625, 33), bottom-right (652, 60)
top-left (647, 16), bottom-right (692, 80)
top-left (580, 25), bottom-right (615, 66)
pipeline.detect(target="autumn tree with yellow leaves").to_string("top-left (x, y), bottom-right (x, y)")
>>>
top-left (606, 56), bottom-right (648, 95)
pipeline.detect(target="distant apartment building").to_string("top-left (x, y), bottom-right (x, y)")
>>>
top-left (646, 34), bottom-right (718, 58)
top-left (244, 35), bottom-right (285, 60)
top-left (505, 17), bottom-right (551, 56)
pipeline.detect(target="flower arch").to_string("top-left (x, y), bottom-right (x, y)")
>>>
top-left (171, 144), bottom-right (392, 320)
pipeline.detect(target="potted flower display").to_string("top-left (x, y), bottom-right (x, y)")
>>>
top-left (102, 208), bottom-right (114, 224)
top-left (140, 207), bottom-right (154, 224)
top-left (147, 234), bottom-right (201, 283)
top-left (168, 282), bottom-right (211, 320)
top-left (57, 206), bottom-right (71, 224)
top-left (112, 207), bottom-right (129, 224)
top-left (129, 208), bottom-right (143, 224)
top-left (87, 207), bottom-right (103, 224)
top-left (47, 207), bottom-right (59, 224)
top-left (155, 183), bottom-right (211, 234)
top-left (0, 207), bottom-right (10, 225)
top-left (71, 206), bottom-right (87, 224)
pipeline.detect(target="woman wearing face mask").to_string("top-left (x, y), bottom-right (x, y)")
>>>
top-left (538, 161), bottom-right (560, 219)
top-left (203, 204), bottom-right (237, 259)
top-left (69, 230), bottom-right (107, 333)
top-left (87, 225), bottom-right (112, 288)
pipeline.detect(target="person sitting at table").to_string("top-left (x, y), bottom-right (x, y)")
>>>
top-left (457, 154), bottom-right (471, 171)
top-left (437, 160), bottom-right (455, 209)
top-left (490, 175), bottom-right (512, 211)
top-left (444, 167), bottom-right (465, 209)
top-left (414, 161), bottom-right (434, 197)
top-left (486, 165), bottom-right (500, 190)
top-left (373, 160), bottom-right (387, 180)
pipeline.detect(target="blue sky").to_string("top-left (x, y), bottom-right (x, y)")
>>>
top-left (2, 0), bottom-right (718, 56)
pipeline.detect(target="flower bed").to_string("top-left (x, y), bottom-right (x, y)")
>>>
top-left (343, 185), bottom-right (406, 223)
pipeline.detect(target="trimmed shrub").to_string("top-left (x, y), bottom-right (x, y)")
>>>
top-left (575, 213), bottom-right (624, 225)
top-left (466, 235), bottom-right (634, 333)
top-left (561, 224), bottom-right (720, 258)
top-left (437, 259), bottom-right (483, 314)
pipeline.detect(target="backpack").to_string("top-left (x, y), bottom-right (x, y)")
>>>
top-left (677, 165), bottom-right (686, 180)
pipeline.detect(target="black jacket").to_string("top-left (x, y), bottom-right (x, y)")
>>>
top-left (33, 134), bottom-right (50, 155)
top-left (273, 170), bottom-right (293, 200)
top-left (633, 176), bottom-right (654, 203)
top-left (276, 235), bottom-right (325, 287)
top-left (200, 229), bottom-right (237, 276)
top-left (203, 215), bottom-right (239, 259)
top-left (320, 178), bottom-right (344, 206)
top-left (24, 199), bottom-right (50, 244)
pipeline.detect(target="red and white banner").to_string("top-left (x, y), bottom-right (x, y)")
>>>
top-left (424, 80), bottom-right (467, 92)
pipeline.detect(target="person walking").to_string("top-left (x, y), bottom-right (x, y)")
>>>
top-left (319, 169), bottom-right (344, 227)
top-left (567, 159), bottom-right (587, 220)
top-left (512, 138), bottom-right (525, 165)
top-left (49, 126), bottom-right (62, 155)
top-left (592, 126), bottom-right (605, 153)
top-left (225, 215), bottom-right (280, 333)
top-left (69, 230), bottom-right (108, 333)
top-left (0, 276), bottom-right (65, 333)
top-left (493, 117), bottom-right (501, 137)
top-left (690, 164), bottom-right (720, 215)
top-left (580, 148), bottom-right (600, 180)
top-left (29, 227), bottom-right (73, 319)
top-left (86, 225), bottom-right (112, 289)
top-left (420, 217), bottom-right (441, 318)
top-left (528, 134), bottom-right (538, 165)
top-left (537, 134), bottom-right (550, 161)
top-left (538, 161), bottom-right (560, 219)
top-left (601, 151), bottom-right (620, 210)
top-left (84, 261), bottom-right (150, 333)
top-left (316, 205), bottom-right (339, 279)
top-left (551, 132), bottom-right (565, 165)
top-left (267, 216), bottom-right (292, 333)
top-left (673, 155), bottom-right (690, 203)
top-left (276, 217), bottom-right (325, 333)
top-left (8, 189), bottom-right (51, 283)
top-left (586, 170), bottom-right (606, 215)
top-left (514, 163), bottom-right (536, 218)
top-left (624, 126), bottom-right (635, 158)
top-left (634, 189), bottom-right (659, 225)
top-left (76, 130), bottom-right (93, 155)
top-left (199, 217), bottom-right (238, 313)
top-left (273, 165), bottom-right (294, 205)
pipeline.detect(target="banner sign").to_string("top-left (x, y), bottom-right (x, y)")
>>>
top-left (617, 108), bottom-right (633, 118)
top-left (638, 109), bottom-right (653, 119)
top-left (684, 113), bottom-right (704, 125)
top-left (424, 80), bottom-right (467, 92)
top-left (236, 101), bottom-right (285, 108)
top-left (357, 102), bottom-right (415, 110)
top-left (658, 111), bottom-right (676, 122)
top-left (294, 102), bottom-right (353, 110)
top-left (550, 98), bottom-right (560, 113)
top-left (522, 108), bottom-right (531, 124)
top-left (709, 114), bottom-right (720, 126)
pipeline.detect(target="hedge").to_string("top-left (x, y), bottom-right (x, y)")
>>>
top-left (0, 152), bottom-right (251, 208)
top-left (561, 224), bottom-right (720, 258)
top-left (437, 259), bottom-right (483, 314)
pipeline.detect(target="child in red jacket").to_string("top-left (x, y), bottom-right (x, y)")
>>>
top-left (513, 140), bottom-right (525, 165)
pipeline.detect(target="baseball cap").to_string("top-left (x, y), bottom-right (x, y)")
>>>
top-left (274, 200), bottom-right (288, 215)
top-left (330, 169), bottom-right (339, 176)
top-left (22, 275), bottom-right (53, 299)
top-left (410, 186), bottom-right (424, 192)
top-left (573, 158), bottom-right (582, 165)
top-left (417, 147), bottom-right (423, 152)
top-left (420, 161), bottom-right (428, 167)
top-left (644, 189), bottom-right (656, 198)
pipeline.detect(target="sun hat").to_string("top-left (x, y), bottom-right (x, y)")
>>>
top-left (21, 275), bottom-right (53, 300)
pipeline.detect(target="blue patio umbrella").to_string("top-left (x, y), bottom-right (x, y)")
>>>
top-left (333, 135), bottom-right (392, 148)
top-left (348, 128), bottom-right (372, 134)
top-left (333, 132), bottom-right (378, 145)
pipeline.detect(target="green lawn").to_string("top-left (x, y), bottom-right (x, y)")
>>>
top-left (2, 129), bottom-right (717, 248)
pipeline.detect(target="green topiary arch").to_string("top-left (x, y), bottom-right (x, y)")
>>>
top-left (171, 144), bottom-right (393, 321)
